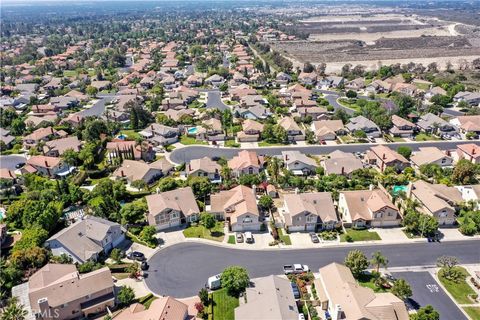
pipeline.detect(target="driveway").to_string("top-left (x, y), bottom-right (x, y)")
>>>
top-left (0, 154), bottom-right (27, 170)
top-left (392, 271), bottom-right (467, 320)
top-left (144, 240), bottom-right (480, 298)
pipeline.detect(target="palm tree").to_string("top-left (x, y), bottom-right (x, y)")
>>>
top-left (0, 297), bottom-right (28, 320)
top-left (371, 251), bottom-right (389, 273)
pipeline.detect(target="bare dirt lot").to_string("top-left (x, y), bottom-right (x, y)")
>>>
top-left (275, 13), bottom-right (480, 73)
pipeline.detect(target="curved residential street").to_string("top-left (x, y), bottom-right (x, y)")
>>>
top-left (144, 240), bottom-right (480, 298)
top-left (0, 154), bottom-right (27, 170)
top-left (169, 141), bottom-right (477, 164)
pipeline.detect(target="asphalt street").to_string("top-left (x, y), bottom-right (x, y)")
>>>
top-left (0, 154), bottom-right (27, 170)
top-left (392, 271), bottom-right (467, 320)
top-left (169, 141), bottom-right (479, 164)
top-left (144, 240), bottom-right (480, 298)
top-left (205, 91), bottom-right (229, 111)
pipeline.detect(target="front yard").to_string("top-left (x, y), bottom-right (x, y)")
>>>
top-left (340, 228), bottom-right (381, 242)
top-left (210, 288), bottom-right (239, 320)
top-left (278, 228), bottom-right (292, 245)
top-left (183, 221), bottom-right (225, 242)
top-left (180, 135), bottom-right (208, 145)
top-left (438, 266), bottom-right (477, 305)
top-left (415, 133), bottom-right (441, 141)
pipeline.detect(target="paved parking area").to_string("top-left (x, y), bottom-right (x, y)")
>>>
top-left (392, 271), bottom-right (467, 320)
top-left (228, 231), bottom-right (273, 249)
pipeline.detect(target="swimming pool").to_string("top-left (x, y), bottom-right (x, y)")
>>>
top-left (187, 127), bottom-right (198, 135)
top-left (117, 134), bottom-right (127, 140)
top-left (392, 185), bottom-right (408, 195)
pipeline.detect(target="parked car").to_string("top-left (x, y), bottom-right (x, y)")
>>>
top-left (236, 232), bottom-right (244, 243)
top-left (245, 232), bottom-right (254, 243)
top-left (15, 162), bottom-right (25, 169)
top-left (206, 274), bottom-right (222, 290)
top-left (283, 264), bottom-right (310, 275)
top-left (309, 232), bottom-right (319, 243)
top-left (127, 251), bottom-right (146, 261)
top-left (291, 282), bottom-right (300, 299)
top-left (140, 261), bottom-right (149, 271)
top-left (298, 315), bottom-right (305, 320)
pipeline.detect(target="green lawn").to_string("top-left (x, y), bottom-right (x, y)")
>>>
top-left (211, 289), bottom-right (239, 320)
top-left (227, 235), bottom-right (236, 244)
top-left (464, 307), bottom-right (480, 320)
top-left (278, 228), bottom-right (292, 245)
top-left (385, 134), bottom-right (405, 142)
top-left (258, 141), bottom-right (287, 147)
top-left (225, 140), bottom-right (240, 148)
top-left (119, 130), bottom-right (142, 141)
top-left (63, 70), bottom-right (78, 77)
top-left (337, 98), bottom-right (361, 112)
top-left (357, 273), bottom-right (389, 293)
top-left (438, 266), bottom-right (476, 305)
top-left (180, 135), bottom-right (208, 145)
top-left (183, 221), bottom-right (225, 242)
top-left (340, 228), bottom-right (381, 242)
top-left (415, 133), bottom-right (441, 141)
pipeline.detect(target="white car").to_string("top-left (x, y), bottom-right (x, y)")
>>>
top-left (245, 232), bottom-right (254, 243)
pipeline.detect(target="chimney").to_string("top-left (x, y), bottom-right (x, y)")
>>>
top-left (252, 184), bottom-right (256, 197)
top-left (341, 166), bottom-right (345, 175)
top-left (121, 170), bottom-right (125, 177)
top-left (44, 160), bottom-right (48, 167)
top-left (332, 304), bottom-right (344, 320)
top-left (285, 154), bottom-right (289, 161)
top-left (51, 127), bottom-right (54, 134)
top-left (295, 187), bottom-right (299, 194)
top-left (188, 164), bottom-right (192, 171)
top-left (369, 184), bottom-right (374, 191)
top-left (382, 153), bottom-right (386, 160)
top-left (446, 149), bottom-right (451, 156)
top-left (472, 147), bottom-right (476, 155)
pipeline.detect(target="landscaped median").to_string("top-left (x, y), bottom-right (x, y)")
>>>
top-left (437, 266), bottom-right (477, 305)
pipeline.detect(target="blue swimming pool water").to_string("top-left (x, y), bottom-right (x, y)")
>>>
top-left (187, 127), bottom-right (198, 134)
top-left (392, 185), bottom-right (408, 195)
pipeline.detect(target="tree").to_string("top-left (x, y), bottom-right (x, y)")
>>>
top-left (117, 286), bottom-right (135, 306)
top-left (344, 250), bottom-right (369, 278)
top-left (139, 226), bottom-right (157, 246)
top-left (258, 195), bottom-right (273, 211)
top-left (110, 248), bottom-right (124, 263)
top-left (221, 266), bottom-right (250, 296)
top-left (267, 157), bottom-right (282, 183)
top-left (436, 256), bottom-right (462, 282)
top-left (120, 199), bottom-right (147, 225)
top-left (452, 159), bottom-right (478, 184)
top-left (200, 213), bottom-right (216, 233)
top-left (0, 297), bottom-right (28, 320)
top-left (410, 305), bottom-right (440, 320)
top-left (86, 85), bottom-right (98, 97)
top-left (354, 130), bottom-right (367, 139)
top-left (403, 211), bottom-right (439, 237)
top-left (346, 90), bottom-right (357, 99)
top-left (391, 279), bottom-right (412, 300)
top-left (198, 288), bottom-right (209, 306)
top-left (397, 146), bottom-right (412, 160)
top-left (187, 176), bottom-right (212, 199)
top-left (370, 251), bottom-right (388, 273)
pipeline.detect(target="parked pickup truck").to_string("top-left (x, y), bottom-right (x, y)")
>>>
top-left (283, 264), bottom-right (310, 275)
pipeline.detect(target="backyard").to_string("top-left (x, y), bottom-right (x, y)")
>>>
top-left (357, 273), bottom-right (390, 293)
top-left (180, 135), bottom-right (208, 145)
top-left (340, 228), bottom-right (381, 242)
top-left (210, 288), bottom-right (239, 320)
top-left (183, 221), bottom-right (225, 242)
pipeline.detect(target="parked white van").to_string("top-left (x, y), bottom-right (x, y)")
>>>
top-left (245, 232), bottom-right (254, 243)
top-left (207, 274), bottom-right (222, 290)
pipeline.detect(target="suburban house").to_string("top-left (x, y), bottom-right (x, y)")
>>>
top-left (139, 123), bottom-right (179, 146)
top-left (114, 296), bottom-right (189, 320)
top-left (45, 215), bottom-right (125, 264)
top-left (319, 76), bottom-right (345, 88)
top-left (345, 77), bottom-right (365, 90)
top-left (237, 119), bottom-right (263, 142)
top-left (425, 86), bottom-right (447, 100)
top-left (455, 185), bottom-right (480, 210)
top-left (366, 145), bottom-right (410, 173)
top-left (205, 74), bottom-right (225, 87)
top-left (278, 117), bottom-right (305, 141)
top-left (187, 157), bottom-right (221, 182)
top-left (311, 120), bottom-right (345, 141)
top-left (346, 116), bottom-right (381, 138)
top-left (23, 155), bottom-right (69, 178)
top-left (228, 150), bottom-right (264, 177)
top-left (457, 143), bottom-right (480, 164)
top-left (338, 188), bottom-right (401, 228)
top-left (43, 136), bottom-right (82, 157)
top-left (146, 187), bottom-right (200, 230)
top-left (409, 180), bottom-right (462, 225)
top-left (196, 118), bottom-right (224, 141)
top-left (235, 275), bottom-right (299, 320)
top-left (210, 185), bottom-right (262, 232)
top-left (106, 140), bottom-right (155, 163)
top-left (389, 115), bottom-right (416, 138)
top-left (410, 147), bottom-right (453, 168)
top-left (282, 150), bottom-right (317, 175)
top-left (296, 106), bottom-right (327, 121)
top-left (322, 150), bottom-right (364, 177)
top-left (453, 91), bottom-right (480, 106)
top-left (416, 113), bottom-right (455, 135)
top-left (0, 127), bottom-right (15, 148)
top-left (275, 72), bottom-right (292, 85)
top-left (449, 115), bottom-right (480, 138)
top-left (281, 192), bottom-right (338, 231)
top-left (314, 263), bottom-right (409, 320)
top-left (22, 127), bottom-right (62, 149)
top-left (298, 71), bottom-right (317, 85)
top-left (13, 264), bottom-right (115, 320)
top-left (112, 159), bottom-right (173, 184)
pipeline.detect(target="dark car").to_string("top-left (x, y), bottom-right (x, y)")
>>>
top-left (140, 261), bottom-right (149, 271)
top-left (291, 282), bottom-right (300, 299)
top-left (309, 232), bottom-right (320, 243)
top-left (15, 162), bottom-right (25, 169)
top-left (127, 251), bottom-right (146, 261)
